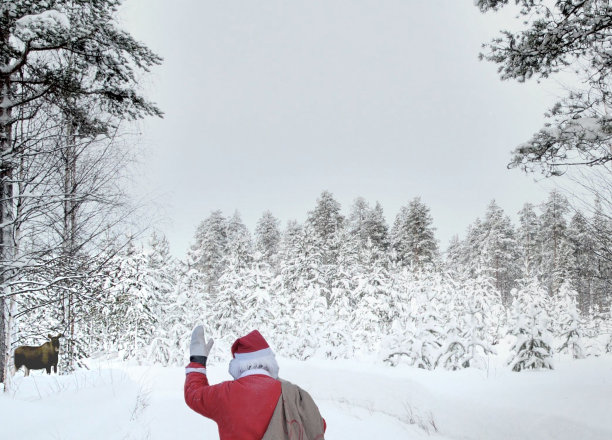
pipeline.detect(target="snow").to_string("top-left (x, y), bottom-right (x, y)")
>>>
top-left (2, 352), bottom-right (612, 440)
top-left (540, 116), bottom-right (610, 142)
top-left (14, 10), bottom-right (70, 42)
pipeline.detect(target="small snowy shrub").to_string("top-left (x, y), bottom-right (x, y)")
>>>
top-left (556, 283), bottom-right (585, 359)
top-left (606, 335), bottom-right (612, 354)
top-left (507, 280), bottom-right (554, 372)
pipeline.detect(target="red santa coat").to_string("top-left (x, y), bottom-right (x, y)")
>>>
top-left (184, 362), bottom-right (282, 440)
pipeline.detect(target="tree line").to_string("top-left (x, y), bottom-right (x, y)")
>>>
top-left (16, 190), bottom-right (611, 375)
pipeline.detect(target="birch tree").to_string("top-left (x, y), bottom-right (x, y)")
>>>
top-left (0, 0), bottom-right (161, 386)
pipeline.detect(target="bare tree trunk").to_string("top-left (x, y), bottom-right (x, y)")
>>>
top-left (0, 150), bottom-right (16, 388)
top-left (2, 296), bottom-right (16, 390)
top-left (0, 67), bottom-right (16, 388)
top-left (0, 303), bottom-right (4, 387)
top-left (62, 119), bottom-right (78, 372)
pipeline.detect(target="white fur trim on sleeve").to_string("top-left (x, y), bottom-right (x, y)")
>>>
top-left (185, 367), bottom-right (207, 375)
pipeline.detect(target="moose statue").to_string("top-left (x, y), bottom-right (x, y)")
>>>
top-left (14, 333), bottom-right (64, 376)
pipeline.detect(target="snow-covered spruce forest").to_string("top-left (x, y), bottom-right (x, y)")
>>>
top-left (1, 2), bottom-right (610, 391)
top-left (16, 189), bottom-right (611, 372)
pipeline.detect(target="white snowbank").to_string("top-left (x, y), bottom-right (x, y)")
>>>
top-left (2, 353), bottom-right (611, 440)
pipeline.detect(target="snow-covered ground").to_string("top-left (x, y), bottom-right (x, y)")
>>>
top-left (3, 350), bottom-right (612, 440)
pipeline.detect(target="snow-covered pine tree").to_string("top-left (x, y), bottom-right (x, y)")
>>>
top-left (385, 270), bottom-right (446, 369)
top-left (142, 233), bottom-right (182, 365)
top-left (591, 198), bottom-right (611, 315)
top-left (279, 220), bottom-right (305, 294)
top-left (456, 273), bottom-right (501, 369)
top-left (348, 198), bottom-right (390, 253)
top-left (206, 222), bottom-right (266, 349)
top-left (187, 211), bottom-right (228, 295)
top-left (445, 235), bottom-right (465, 275)
top-left (305, 191), bottom-right (345, 305)
top-left (479, 200), bottom-right (519, 305)
top-left (556, 282), bottom-right (586, 359)
top-left (275, 218), bottom-right (339, 358)
top-left (172, 255), bottom-right (214, 364)
top-left (241, 255), bottom-right (276, 338)
top-left (349, 239), bottom-right (392, 356)
top-left (507, 278), bottom-right (554, 372)
top-left (369, 202), bottom-right (390, 252)
top-left (348, 197), bottom-right (372, 249)
top-left (274, 220), bottom-right (305, 356)
top-left (160, 272), bottom-right (201, 366)
top-left (412, 271), bottom-right (447, 370)
top-left (435, 290), bottom-right (468, 371)
top-left (319, 228), bottom-right (357, 358)
top-left (390, 197), bottom-right (438, 269)
top-left (567, 212), bottom-right (597, 314)
top-left (255, 211), bottom-right (281, 271)
top-left (605, 308), bottom-right (612, 354)
top-left (382, 267), bottom-right (419, 367)
top-left (99, 241), bottom-right (158, 362)
top-left (266, 270), bottom-right (293, 357)
top-left (539, 190), bottom-right (572, 296)
top-left (146, 233), bottom-right (172, 271)
top-left (306, 191), bottom-right (345, 252)
top-left (209, 254), bottom-right (255, 346)
top-left (517, 203), bottom-right (541, 279)
top-left (463, 218), bottom-right (487, 276)
top-left (226, 211), bottom-right (254, 269)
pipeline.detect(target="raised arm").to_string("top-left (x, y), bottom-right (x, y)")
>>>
top-left (184, 325), bottom-right (219, 419)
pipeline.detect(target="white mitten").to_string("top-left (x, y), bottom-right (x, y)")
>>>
top-left (190, 325), bottom-right (214, 363)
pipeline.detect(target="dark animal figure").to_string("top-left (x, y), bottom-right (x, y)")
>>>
top-left (14, 333), bottom-right (64, 376)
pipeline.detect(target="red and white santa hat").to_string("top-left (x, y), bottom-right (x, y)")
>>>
top-left (229, 330), bottom-right (279, 379)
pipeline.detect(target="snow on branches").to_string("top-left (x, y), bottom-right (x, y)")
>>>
top-left (14, 10), bottom-right (70, 43)
top-left (477, 0), bottom-right (612, 175)
top-left (507, 279), bottom-right (554, 372)
top-left (12, 192), bottom-right (611, 373)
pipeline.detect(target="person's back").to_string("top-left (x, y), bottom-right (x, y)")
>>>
top-left (184, 328), bottom-right (326, 440)
top-left (185, 369), bottom-right (281, 439)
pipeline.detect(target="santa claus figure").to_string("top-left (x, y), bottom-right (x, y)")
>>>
top-left (184, 327), bottom-right (326, 440)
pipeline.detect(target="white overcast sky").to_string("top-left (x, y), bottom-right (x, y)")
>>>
top-left (118, 0), bottom-right (566, 257)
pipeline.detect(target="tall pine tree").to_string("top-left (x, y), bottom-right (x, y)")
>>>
top-left (539, 190), bottom-right (572, 295)
top-left (391, 197), bottom-right (438, 269)
top-left (255, 211), bottom-right (281, 270)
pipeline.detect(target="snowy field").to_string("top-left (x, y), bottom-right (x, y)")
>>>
top-left (2, 350), bottom-right (612, 440)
